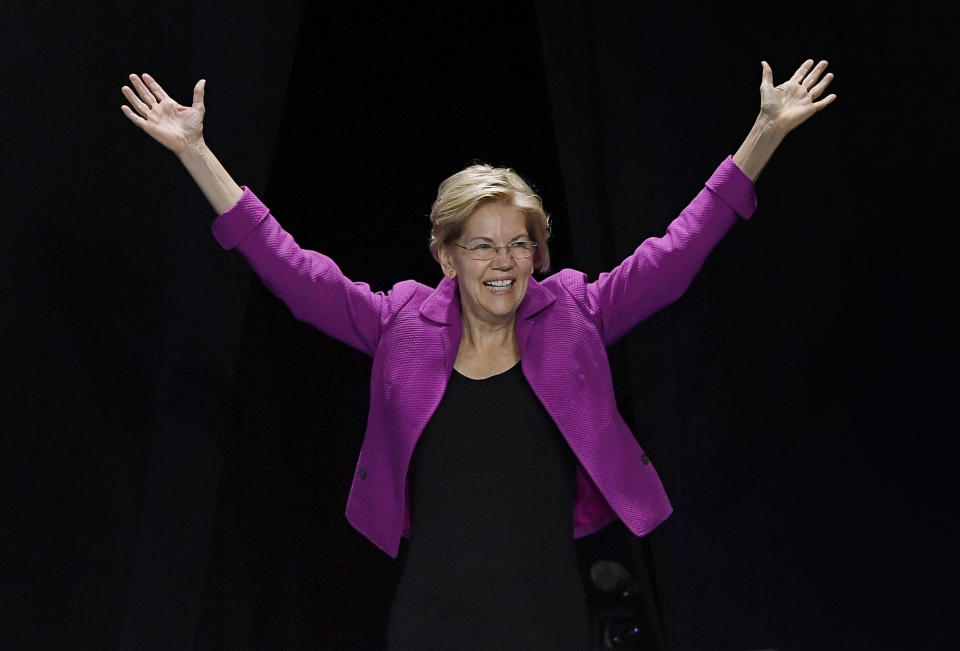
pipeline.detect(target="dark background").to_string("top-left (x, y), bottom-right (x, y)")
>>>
top-left (3, 1), bottom-right (955, 649)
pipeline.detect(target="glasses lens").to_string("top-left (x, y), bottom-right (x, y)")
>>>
top-left (510, 244), bottom-right (533, 259)
top-left (469, 243), bottom-right (535, 260)
top-left (463, 242), bottom-right (536, 260)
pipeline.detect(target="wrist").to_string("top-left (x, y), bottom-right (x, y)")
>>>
top-left (176, 137), bottom-right (208, 163)
top-left (733, 114), bottom-right (785, 183)
top-left (755, 112), bottom-right (786, 142)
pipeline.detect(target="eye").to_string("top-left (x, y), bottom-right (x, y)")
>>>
top-left (510, 241), bottom-right (532, 250)
top-left (473, 243), bottom-right (493, 250)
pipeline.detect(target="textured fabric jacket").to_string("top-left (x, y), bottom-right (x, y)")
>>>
top-left (211, 155), bottom-right (757, 558)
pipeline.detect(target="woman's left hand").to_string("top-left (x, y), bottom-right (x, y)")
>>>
top-left (760, 59), bottom-right (836, 136)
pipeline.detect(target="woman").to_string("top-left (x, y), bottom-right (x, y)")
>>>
top-left (121, 59), bottom-right (835, 649)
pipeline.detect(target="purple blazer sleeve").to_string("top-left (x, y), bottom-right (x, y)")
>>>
top-left (586, 156), bottom-right (757, 345)
top-left (210, 187), bottom-right (398, 357)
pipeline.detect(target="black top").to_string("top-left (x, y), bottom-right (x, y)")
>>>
top-left (387, 362), bottom-right (590, 650)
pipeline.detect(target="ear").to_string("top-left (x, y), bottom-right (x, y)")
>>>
top-left (436, 243), bottom-right (456, 278)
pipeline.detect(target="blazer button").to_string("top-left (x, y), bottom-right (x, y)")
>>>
top-left (641, 454), bottom-right (650, 465)
top-left (359, 467), bottom-right (367, 480)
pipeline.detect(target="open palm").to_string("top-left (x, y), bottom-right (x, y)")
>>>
top-left (760, 59), bottom-right (836, 135)
top-left (121, 73), bottom-right (206, 154)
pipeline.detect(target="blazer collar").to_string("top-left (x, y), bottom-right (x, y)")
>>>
top-left (418, 276), bottom-right (461, 325)
top-left (419, 274), bottom-right (556, 325)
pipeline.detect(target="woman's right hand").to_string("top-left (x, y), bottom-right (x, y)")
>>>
top-left (121, 74), bottom-right (206, 155)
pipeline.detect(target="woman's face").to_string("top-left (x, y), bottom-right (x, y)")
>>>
top-left (440, 201), bottom-right (534, 327)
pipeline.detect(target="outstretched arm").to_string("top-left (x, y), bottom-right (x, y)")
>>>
top-left (121, 73), bottom-right (394, 355)
top-left (733, 59), bottom-right (837, 182)
top-left (587, 58), bottom-right (836, 343)
top-left (121, 73), bottom-right (242, 214)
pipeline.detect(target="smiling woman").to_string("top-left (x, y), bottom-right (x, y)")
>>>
top-left (437, 201), bottom-right (534, 375)
top-left (121, 58), bottom-right (835, 649)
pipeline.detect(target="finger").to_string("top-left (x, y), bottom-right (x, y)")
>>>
top-left (129, 74), bottom-right (156, 107)
top-left (813, 93), bottom-right (837, 111)
top-left (141, 73), bottom-right (168, 102)
top-left (801, 60), bottom-right (829, 89)
top-left (121, 84), bottom-right (152, 118)
top-left (809, 71), bottom-right (834, 99)
top-left (192, 79), bottom-right (205, 110)
top-left (790, 59), bottom-right (815, 84)
top-left (761, 60), bottom-right (773, 87)
top-left (121, 103), bottom-right (148, 126)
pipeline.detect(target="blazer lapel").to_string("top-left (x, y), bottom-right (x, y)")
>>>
top-left (419, 276), bottom-right (462, 373)
top-left (516, 276), bottom-right (557, 354)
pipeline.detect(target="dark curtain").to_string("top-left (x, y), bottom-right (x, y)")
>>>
top-left (4, 1), bottom-right (954, 649)
top-left (2, 1), bottom-right (301, 649)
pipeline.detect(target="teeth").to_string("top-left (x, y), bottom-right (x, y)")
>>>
top-left (484, 279), bottom-right (514, 288)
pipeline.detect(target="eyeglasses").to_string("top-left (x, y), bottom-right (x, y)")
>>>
top-left (452, 240), bottom-right (538, 261)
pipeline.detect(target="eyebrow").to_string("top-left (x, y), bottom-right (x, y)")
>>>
top-left (464, 233), bottom-right (530, 243)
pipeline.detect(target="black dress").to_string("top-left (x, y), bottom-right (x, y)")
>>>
top-left (387, 362), bottom-right (590, 650)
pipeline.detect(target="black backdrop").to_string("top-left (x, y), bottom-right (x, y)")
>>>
top-left (3, 1), bottom-right (955, 649)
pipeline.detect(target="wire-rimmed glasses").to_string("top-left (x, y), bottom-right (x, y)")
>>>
top-left (452, 240), bottom-right (538, 261)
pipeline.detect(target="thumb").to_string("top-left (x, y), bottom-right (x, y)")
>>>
top-left (760, 61), bottom-right (773, 88)
top-left (193, 79), bottom-right (206, 110)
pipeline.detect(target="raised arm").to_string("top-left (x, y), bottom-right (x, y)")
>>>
top-left (121, 74), bottom-right (400, 356)
top-left (583, 156), bottom-right (755, 346)
top-left (210, 188), bottom-right (406, 357)
top-left (121, 73), bottom-right (242, 214)
top-left (584, 58), bottom-right (836, 344)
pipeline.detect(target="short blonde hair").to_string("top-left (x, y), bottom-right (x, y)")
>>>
top-left (429, 163), bottom-right (551, 273)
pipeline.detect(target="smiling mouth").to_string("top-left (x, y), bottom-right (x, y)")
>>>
top-left (483, 279), bottom-right (515, 289)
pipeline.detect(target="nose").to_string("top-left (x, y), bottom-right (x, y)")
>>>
top-left (490, 246), bottom-right (516, 268)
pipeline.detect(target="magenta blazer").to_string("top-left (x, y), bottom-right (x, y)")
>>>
top-left (211, 156), bottom-right (756, 557)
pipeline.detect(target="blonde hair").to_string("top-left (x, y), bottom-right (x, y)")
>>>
top-left (429, 163), bottom-right (551, 273)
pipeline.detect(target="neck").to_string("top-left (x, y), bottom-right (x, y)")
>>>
top-left (459, 309), bottom-right (518, 354)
